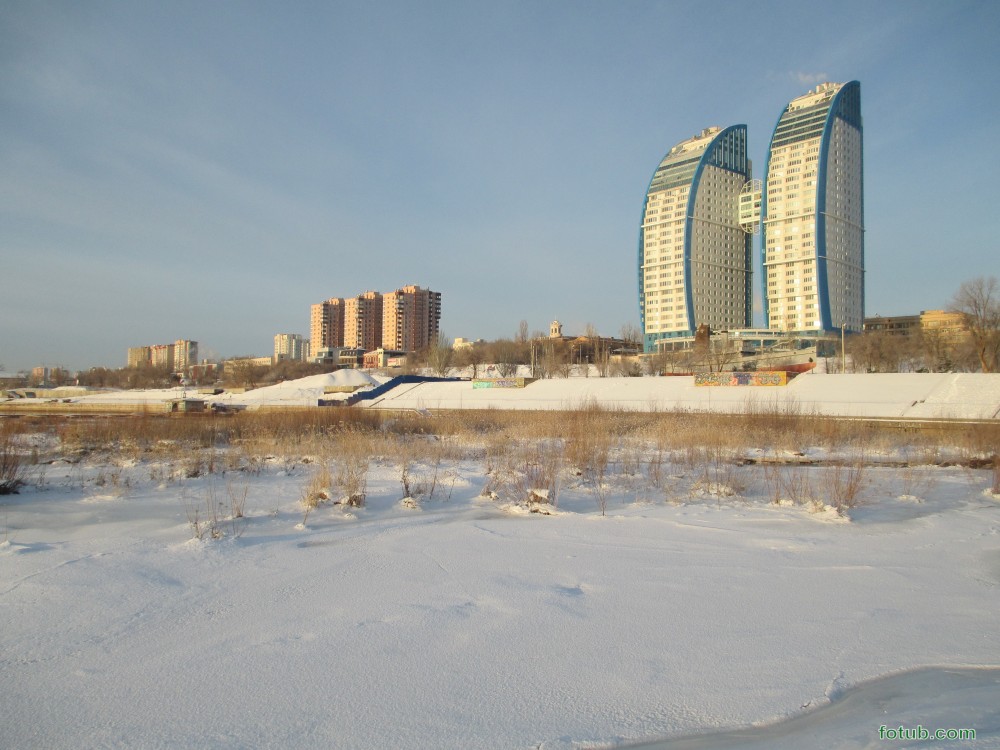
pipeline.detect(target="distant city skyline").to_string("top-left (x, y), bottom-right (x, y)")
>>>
top-left (2, 1), bottom-right (999, 371)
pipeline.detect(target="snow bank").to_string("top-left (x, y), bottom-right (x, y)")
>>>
top-left (224, 370), bottom-right (382, 405)
top-left (2, 455), bottom-right (999, 749)
top-left (364, 373), bottom-right (1000, 420)
top-left (21, 372), bottom-right (1000, 419)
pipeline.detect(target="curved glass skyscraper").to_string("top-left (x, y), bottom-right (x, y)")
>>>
top-left (761, 81), bottom-right (864, 333)
top-left (638, 125), bottom-right (752, 353)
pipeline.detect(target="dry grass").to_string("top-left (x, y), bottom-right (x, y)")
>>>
top-left (332, 431), bottom-right (371, 507)
top-left (513, 440), bottom-right (565, 508)
top-left (0, 423), bottom-right (28, 495)
top-left (761, 462), bottom-right (817, 507)
top-left (15, 403), bottom-right (997, 464)
top-left (300, 462), bottom-right (332, 524)
top-left (6, 406), bottom-right (999, 512)
top-left (826, 458), bottom-right (867, 514)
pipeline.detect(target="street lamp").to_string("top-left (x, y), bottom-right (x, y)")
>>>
top-left (841, 323), bottom-right (847, 374)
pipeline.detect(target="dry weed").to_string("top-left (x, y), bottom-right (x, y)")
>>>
top-left (0, 425), bottom-right (27, 495)
top-left (761, 462), bottom-right (817, 507)
top-left (826, 459), bottom-right (867, 514)
top-left (513, 440), bottom-right (565, 507)
top-left (300, 462), bottom-right (332, 524)
top-left (333, 432), bottom-right (370, 507)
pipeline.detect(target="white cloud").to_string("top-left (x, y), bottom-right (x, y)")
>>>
top-left (793, 71), bottom-right (830, 86)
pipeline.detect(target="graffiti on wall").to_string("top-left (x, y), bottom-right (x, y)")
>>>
top-left (472, 378), bottom-right (529, 389)
top-left (694, 371), bottom-right (787, 387)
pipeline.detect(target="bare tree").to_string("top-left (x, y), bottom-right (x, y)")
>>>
top-left (951, 276), bottom-right (1000, 372)
top-left (455, 342), bottom-right (485, 378)
top-left (426, 334), bottom-right (454, 377)
top-left (516, 320), bottom-right (529, 344)
top-left (489, 339), bottom-right (522, 377)
top-left (849, 331), bottom-right (907, 373)
top-left (620, 322), bottom-right (642, 349)
top-left (226, 359), bottom-right (264, 389)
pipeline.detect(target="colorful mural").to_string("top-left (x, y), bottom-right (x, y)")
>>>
top-left (472, 378), bottom-right (532, 389)
top-left (694, 371), bottom-right (787, 387)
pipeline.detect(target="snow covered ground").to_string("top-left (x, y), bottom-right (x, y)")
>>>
top-left (3, 437), bottom-right (1000, 748)
top-left (362, 373), bottom-right (1000, 420)
top-left (11, 371), bottom-right (999, 419)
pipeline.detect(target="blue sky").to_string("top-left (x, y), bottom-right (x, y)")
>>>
top-left (2, 0), bottom-right (998, 371)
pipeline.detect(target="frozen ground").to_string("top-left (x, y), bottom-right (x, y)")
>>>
top-left (13, 371), bottom-right (1000, 419)
top-left (2, 443), bottom-right (1000, 749)
top-left (362, 372), bottom-right (1000, 420)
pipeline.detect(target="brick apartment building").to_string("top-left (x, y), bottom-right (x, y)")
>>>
top-left (309, 286), bottom-right (440, 361)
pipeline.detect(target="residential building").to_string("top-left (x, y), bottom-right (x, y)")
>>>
top-left (639, 125), bottom-right (752, 352)
top-left (127, 339), bottom-right (197, 372)
top-left (344, 291), bottom-right (383, 350)
top-left (127, 346), bottom-right (151, 368)
top-left (865, 310), bottom-right (970, 347)
top-left (225, 356), bottom-right (273, 369)
top-left (762, 81), bottom-right (864, 334)
top-left (274, 333), bottom-right (307, 363)
top-left (150, 344), bottom-right (174, 370)
top-left (363, 348), bottom-right (408, 368)
top-left (310, 298), bottom-right (345, 355)
top-left (864, 314), bottom-right (921, 337)
top-left (919, 309), bottom-right (968, 345)
top-left (382, 285), bottom-right (441, 351)
top-left (310, 286), bottom-right (442, 359)
top-left (173, 340), bottom-right (198, 371)
top-left (31, 366), bottom-right (52, 387)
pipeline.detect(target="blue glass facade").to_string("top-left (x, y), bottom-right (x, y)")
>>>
top-left (761, 81), bottom-right (863, 333)
top-left (639, 125), bottom-right (751, 353)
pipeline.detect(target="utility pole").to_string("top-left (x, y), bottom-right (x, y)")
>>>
top-left (841, 323), bottom-right (847, 374)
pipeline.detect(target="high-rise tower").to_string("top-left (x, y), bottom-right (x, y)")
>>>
top-left (382, 285), bottom-right (441, 352)
top-left (762, 81), bottom-right (864, 333)
top-left (344, 291), bottom-right (383, 350)
top-left (639, 125), bottom-right (752, 353)
top-left (310, 298), bottom-right (344, 354)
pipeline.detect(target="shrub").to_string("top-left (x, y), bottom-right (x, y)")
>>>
top-left (300, 462), bottom-right (332, 524)
top-left (334, 432), bottom-right (370, 507)
top-left (827, 458), bottom-right (867, 514)
top-left (0, 425), bottom-right (27, 495)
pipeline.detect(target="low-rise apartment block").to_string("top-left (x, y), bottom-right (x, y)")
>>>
top-left (863, 310), bottom-right (968, 344)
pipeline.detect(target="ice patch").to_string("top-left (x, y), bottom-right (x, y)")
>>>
top-left (622, 666), bottom-right (1000, 749)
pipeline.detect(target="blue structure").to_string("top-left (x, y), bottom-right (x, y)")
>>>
top-left (761, 82), bottom-right (864, 334)
top-left (639, 126), bottom-right (752, 353)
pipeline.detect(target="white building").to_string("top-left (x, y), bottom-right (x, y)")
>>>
top-left (762, 81), bottom-right (864, 333)
top-left (273, 333), bottom-right (307, 363)
top-left (639, 126), bottom-right (752, 352)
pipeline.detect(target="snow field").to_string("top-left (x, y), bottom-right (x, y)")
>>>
top-left (10, 371), bottom-right (1000, 419)
top-left (2, 429), bottom-right (1000, 749)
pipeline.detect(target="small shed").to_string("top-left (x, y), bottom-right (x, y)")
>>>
top-left (169, 398), bottom-right (207, 413)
